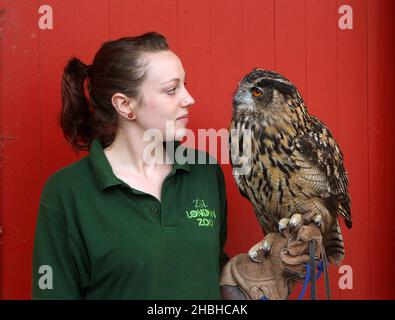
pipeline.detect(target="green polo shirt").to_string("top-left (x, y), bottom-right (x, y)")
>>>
top-left (32, 139), bottom-right (229, 300)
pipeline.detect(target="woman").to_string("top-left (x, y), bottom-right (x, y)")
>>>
top-left (32, 32), bottom-right (229, 299)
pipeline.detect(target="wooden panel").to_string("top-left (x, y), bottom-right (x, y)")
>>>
top-left (0, 0), bottom-right (40, 299)
top-left (0, 0), bottom-right (3, 297)
top-left (242, 0), bottom-right (275, 72)
top-left (176, 0), bottom-right (211, 136)
top-left (226, 4), bottom-right (274, 248)
top-left (304, 0), bottom-right (340, 300)
top-left (306, 0), bottom-right (338, 135)
top-left (275, 0), bottom-right (307, 96)
top-left (39, 0), bottom-right (77, 201)
top-left (274, 0), bottom-right (308, 299)
top-left (367, 0), bottom-right (395, 299)
top-left (210, 0), bottom-right (254, 258)
top-left (222, 0), bottom-right (276, 267)
top-left (1, 0), bottom-right (395, 299)
top-left (337, 0), bottom-right (369, 299)
top-left (75, 0), bottom-right (109, 63)
top-left (141, 0), bottom-right (178, 51)
top-left (36, 0), bottom-right (77, 300)
top-left (109, 0), bottom-right (144, 39)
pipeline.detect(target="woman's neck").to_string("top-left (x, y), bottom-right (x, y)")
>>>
top-left (103, 126), bottom-right (171, 177)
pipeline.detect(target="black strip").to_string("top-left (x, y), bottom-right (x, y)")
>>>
top-left (309, 241), bottom-right (317, 300)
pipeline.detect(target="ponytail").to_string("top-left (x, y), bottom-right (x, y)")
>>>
top-left (59, 32), bottom-right (170, 151)
top-left (60, 57), bottom-right (93, 151)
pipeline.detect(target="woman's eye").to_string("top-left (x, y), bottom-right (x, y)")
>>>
top-left (167, 87), bottom-right (177, 95)
top-left (251, 87), bottom-right (263, 97)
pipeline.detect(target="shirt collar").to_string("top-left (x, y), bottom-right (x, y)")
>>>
top-left (89, 138), bottom-right (190, 191)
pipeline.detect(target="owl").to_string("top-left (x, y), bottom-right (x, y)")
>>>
top-left (229, 69), bottom-right (352, 265)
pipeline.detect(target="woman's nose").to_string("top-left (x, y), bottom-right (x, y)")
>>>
top-left (182, 89), bottom-right (195, 107)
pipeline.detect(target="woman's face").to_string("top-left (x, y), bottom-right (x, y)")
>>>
top-left (134, 50), bottom-right (195, 141)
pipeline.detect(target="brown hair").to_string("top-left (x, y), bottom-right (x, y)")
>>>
top-left (60, 32), bottom-right (169, 151)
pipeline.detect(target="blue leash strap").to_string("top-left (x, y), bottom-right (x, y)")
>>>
top-left (260, 260), bottom-right (325, 301)
top-left (260, 240), bottom-right (331, 300)
top-left (297, 260), bottom-right (325, 300)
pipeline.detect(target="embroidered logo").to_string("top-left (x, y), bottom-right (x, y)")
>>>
top-left (186, 199), bottom-right (216, 227)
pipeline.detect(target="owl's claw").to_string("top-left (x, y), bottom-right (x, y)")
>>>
top-left (312, 214), bottom-right (325, 233)
top-left (262, 241), bottom-right (272, 258)
top-left (289, 214), bottom-right (302, 233)
top-left (248, 244), bottom-right (263, 263)
top-left (248, 233), bottom-right (276, 262)
top-left (248, 250), bottom-right (263, 263)
top-left (262, 233), bottom-right (276, 257)
top-left (312, 214), bottom-right (323, 227)
top-left (278, 218), bottom-right (290, 233)
top-left (302, 213), bottom-right (325, 233)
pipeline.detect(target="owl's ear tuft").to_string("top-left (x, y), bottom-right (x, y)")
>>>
top-left (273, 82), bottom-right (297, 96)
top-left (256, 78), bottom-right (297, 97)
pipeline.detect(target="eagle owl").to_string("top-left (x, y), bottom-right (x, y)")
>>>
top-left (230, 69), bottom-right (352, 265)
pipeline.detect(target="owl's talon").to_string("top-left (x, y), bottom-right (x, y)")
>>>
top-left (248, 241), bottom-right (264, 263)
top-left (248, 233), bottom-right (276, 262)
top-left (289, 214), bottom-right (302, 233)
top-left (262, 233), bottom-right (275, 256)
top-left (263, 246), bottom-right (271, 258)
top-left (302, 213), bottom-right (324, 232)
top-left (278, 218), bottom-right (290, 233)
top-left (312, 214), bottom-right (323, 227)
top-left (248, 250), bottom-right (263, 263)
top-left (312, 214), bottom-right (325, 233)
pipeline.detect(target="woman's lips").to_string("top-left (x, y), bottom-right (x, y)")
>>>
top-left (177, 115), bottom-right (189, 123)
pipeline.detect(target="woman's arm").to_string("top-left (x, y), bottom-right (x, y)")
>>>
top-left (32, 179), bottom-right (88, 300)
top-left (216, 164), bottom-right (230, 272)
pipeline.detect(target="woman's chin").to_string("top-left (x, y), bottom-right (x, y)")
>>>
top-left (174, 128), bottom-right (188, 141)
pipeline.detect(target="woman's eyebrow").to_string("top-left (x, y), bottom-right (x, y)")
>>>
top-left (160, 73), bottom-right (187, 86)
top-left (160, 78), bottom-right (180, 85)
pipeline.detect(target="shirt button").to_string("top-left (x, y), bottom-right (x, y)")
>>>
top-left (151, 207), bottom-right (159, 214)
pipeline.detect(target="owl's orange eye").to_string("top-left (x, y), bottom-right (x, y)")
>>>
top-left (251, 87), bottom-right (263, 97)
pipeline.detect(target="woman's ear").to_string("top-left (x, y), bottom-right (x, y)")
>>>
top-left (111, 93), bottom-right (137, 120)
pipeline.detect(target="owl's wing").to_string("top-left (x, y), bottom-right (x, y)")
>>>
top-left (294, 116), bottom-right (352, 228)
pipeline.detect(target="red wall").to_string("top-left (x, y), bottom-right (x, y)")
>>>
top-left (1, 0), bottom-right (394, 299)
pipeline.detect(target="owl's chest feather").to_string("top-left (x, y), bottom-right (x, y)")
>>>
top-left (231, 117), bottom-right (301, 212)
